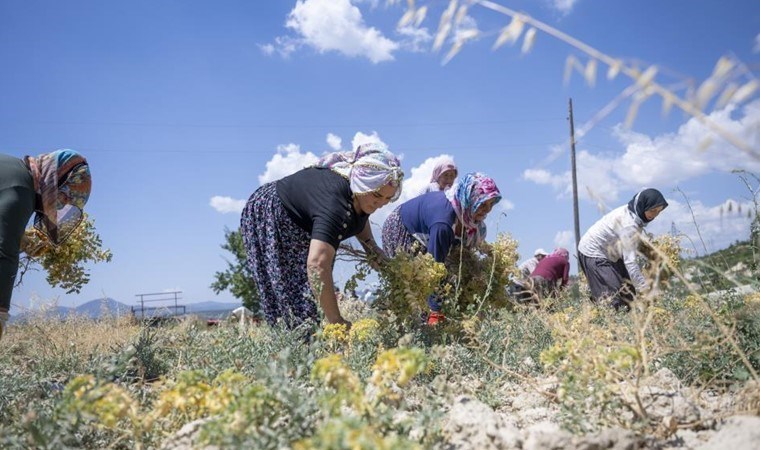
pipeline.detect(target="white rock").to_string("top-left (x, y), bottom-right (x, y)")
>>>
top-left (696, 415), bottom-right (760, 450)
top-left (444, 395), bottom-right (522, 449)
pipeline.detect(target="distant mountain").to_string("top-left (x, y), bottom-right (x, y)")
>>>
top-left (9, 305), bottom-right (72, 323)
top-left (74, 298), bottom-right (132, 319)
top-left (9, 298), bottom-right (241, 322)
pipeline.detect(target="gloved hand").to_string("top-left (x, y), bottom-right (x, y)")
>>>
top-left (0, 310), bottom-right (9, 341)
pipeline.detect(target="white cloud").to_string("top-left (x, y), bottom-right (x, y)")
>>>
top-left (499, 198), bottom-right (515, 211)
top-left (354, 0), bottom-right (381, 8)
top-left (754, 33), bottom-right (760, 53)
top-left (523, 168), bottom-right (568, 190)
top-left (554, 230), bottom-right (574, 249)
top-left (326, 133), bottom-right (343, 151)
top-left (280, 0), bottom-right (399, 63)
top-left (258, 43), bottom-right (275, 55)
top-left (452, 14), bottom-right (480, 43)
top-left (550, 0), bottom-right (579, 14)
top-left (259, 36), bottom-right (299, 58)
top-left (397, 25), bottom-right (433, 53)
top-left (351, 131), bottom-right (385, 151)
top-left (210, 196), bottom-right (246, 214)
top-left (258, 143), bottom-right (321, 185)
top-left (641, 198), bottom-right (753, 256)
top-left (524, 100), bottom-right (760, 205)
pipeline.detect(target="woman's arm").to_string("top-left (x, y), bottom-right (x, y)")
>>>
top-left (621, 227), bottom-right (647, 291)
top-left (307, 239), bottom-right (348, 326)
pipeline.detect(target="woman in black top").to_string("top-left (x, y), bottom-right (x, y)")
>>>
top-left (0, 150), bottom-right (92, 339)
top-left (240, 143), bottom-right (403, 328)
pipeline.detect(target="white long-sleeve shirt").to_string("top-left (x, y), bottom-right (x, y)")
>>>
top-left (518, 257), bottom-right (540, 278)
top-left (578, 205), bottom-right (647, 290)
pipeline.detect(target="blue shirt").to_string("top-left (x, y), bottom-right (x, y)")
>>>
top-left (399, 191), bottom-right (457, 263)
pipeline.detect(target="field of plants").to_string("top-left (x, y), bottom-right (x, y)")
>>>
top-left (2, 233), bottom-right (759, 449)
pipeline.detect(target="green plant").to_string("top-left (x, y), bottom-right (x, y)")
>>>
top-left (211, 227), bottom-right (261, 314)
top-left (17, 215), bottom-right (112, 293)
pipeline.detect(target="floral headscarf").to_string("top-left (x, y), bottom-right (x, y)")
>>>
top-left (315, 142), bottom-right (404, 201)
top-left (445, 172), bottom-right (501, 246)
top-left (430, 158), bottom-right (457, 183)
top-left (24, 149), bottom-right (91, 245)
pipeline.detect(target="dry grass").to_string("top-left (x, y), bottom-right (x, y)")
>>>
top-left (1, 312), bottom-right (140, 365)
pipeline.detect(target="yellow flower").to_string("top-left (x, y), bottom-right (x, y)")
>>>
top-left (371, 348), bottom-right (427, 388)
top-left (321, 323), bottom-right (349, 343)
top-left (311, 354), bottom-right (363, 412)
top-left (349, 318), bottom-right (380, 343)
top-left (743, 292), bottom-right (760, 305)
top-left (62, 375), bottom-right (139, 430)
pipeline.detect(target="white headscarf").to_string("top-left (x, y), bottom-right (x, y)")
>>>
top-left (315, 142), bottom-right (404, 201)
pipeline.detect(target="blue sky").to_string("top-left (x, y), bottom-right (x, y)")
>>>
top-left (2, 0), bottom-right (758, 311)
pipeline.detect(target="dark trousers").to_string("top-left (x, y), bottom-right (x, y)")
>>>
top-left (578, 252), bottom-right (636, 311)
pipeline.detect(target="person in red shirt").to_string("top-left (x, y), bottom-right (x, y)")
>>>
top-left (530, 247), bottom-right (570, 300)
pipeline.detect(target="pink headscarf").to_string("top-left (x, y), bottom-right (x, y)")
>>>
top-left (430, 158), bottom-right (457, 183)
top-left (552, 247), bottom-right (570, 260)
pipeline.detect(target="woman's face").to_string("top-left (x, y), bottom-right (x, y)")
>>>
top-left (437, 170), bottom-right (457, 190)
top-left (644, 205), bottom-right (665, 221)
top-left (356, 184), bottom-right (398, 215)
top-left (472, 198), bottom-right (498, 222)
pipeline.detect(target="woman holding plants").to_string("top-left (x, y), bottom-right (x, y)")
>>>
top-left (0, 149), bottom-right (92, 339)
top-left (421, 157), bottom-right (458, 194)
top-left (241, 143), bottom-right (403, 329)
top-left (382, 172), bottom-right (502, 324)
top-left (578, 188), bottom-right (668, 311)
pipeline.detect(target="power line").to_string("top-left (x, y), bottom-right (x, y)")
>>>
top-left (0, 142), bottom-right (565, 155)
top-left (0, 117), bottom-right (566, 129)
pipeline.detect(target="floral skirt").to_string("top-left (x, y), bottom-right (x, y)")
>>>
top-left (381, 206), bottom-right (418, 258)
top-left (240, 182), bottom-right (317, 328)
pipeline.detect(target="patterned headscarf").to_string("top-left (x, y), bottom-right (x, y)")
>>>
top-left (627, 188), bottom-right (668, 225)
top-left (315, 142), bottom-right (404, 201)
top-left (24, 149), bottom-right (91, 245)
top-left (445, 172), bottom-right (502, 246)
top-left (551, 247), bottom-right (570, 260)
top-left (430, 157), bottom-right (457, 183)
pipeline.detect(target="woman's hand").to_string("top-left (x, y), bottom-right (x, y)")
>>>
top-left (356, 222), bottom-right (388, 271)
top-left (333, 317), bottom-right (353, 330)
top-left (365, 242), bottom-right (389, 271)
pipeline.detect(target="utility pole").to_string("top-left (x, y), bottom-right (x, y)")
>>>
top-left (568, 98), bottom-right (581, 268)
